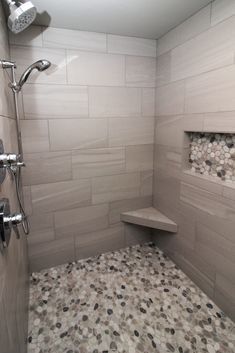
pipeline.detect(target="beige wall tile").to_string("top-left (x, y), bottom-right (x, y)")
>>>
top-left (54, 203), bottom-right (109, 238)
top-left (109, 117), bottom-right (154, 146)
top-left (203, 111), bottom-right (235, 133)
top-left (72, 147), bottom-right (125, 179)
top-left (109, 195), bottom-right (152, 225)
top-left (49, 119), bottom-right (108, 151)
top-left (140, 170), bottom-right (153, 196)
top-left (92, 172), bottom-right (140, 204)
top-left (23, 84), bottom-right (88, 119)
top-left (75, 225), bottom-right (125, 260)
top-left (155, 116), bottom-right (183, 148)
top-left (156, 81), bottom-right (185, 116)
top-left (157, 5), bottom-right (211, 56)
top-left (214, 273), bottom-right (235, 320)
top-left (125, 56), bottom-right (156, 87)
top-left (23, 151), bottom-right (72, 186)
top-left (9, 25), bottom-right (42, 47)
top-left (21, 120), bottom-right (49, 153)
top-left (27, 213), bottom-right (55, 245)
top-left (31, 179), bottom-right (91, 213)
top-left (126, 144), bottom-right (153, 172)
top-left (125, 224), bottom-right (152, 246)
top-left (67, 50), bottom-right (125, 86)
top-left (29, 237), bottom-right (75, 272)
top-left (43, 27), bottom-right (107, 52)
top-left (185, 65), bottom-right (235, 113)
top-left (171, 16), bottom-right (235, 81)
top-left (142, 88), bottom-right (155, 117)
top-left (89, 87), bottom-right (141, 118)
top-left (10, 45), bottom-right (67, 84)
top-left (156, 51), bottom-right (171, 87)
top-left (211, 0), bottom-right (235, 26)
top-left (107, 34), bottom-right (156, 57)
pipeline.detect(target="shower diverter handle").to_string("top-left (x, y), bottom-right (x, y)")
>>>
top-left (0, 198), bottom-right (23, 247)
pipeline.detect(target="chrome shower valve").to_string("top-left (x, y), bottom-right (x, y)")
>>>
top-left (0, 198), bottom-right (23, 247)
top-left (0, 153), bottom-right (25, 169)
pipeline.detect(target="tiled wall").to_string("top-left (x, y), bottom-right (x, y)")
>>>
top-left (9, 25), bottom-right (156, 271)
top-left (0, 3), bottom-right (29, 353)
top-left (153, 0), bottom-right (235, 321)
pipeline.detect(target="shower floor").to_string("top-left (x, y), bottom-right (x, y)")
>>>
top-left (28, 243), bottom-right (235, 353)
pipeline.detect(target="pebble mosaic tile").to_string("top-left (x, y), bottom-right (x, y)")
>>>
top-left (28, 243), bottom-right (235, 353)
top-left (189, 132), bottom-right (235, 182)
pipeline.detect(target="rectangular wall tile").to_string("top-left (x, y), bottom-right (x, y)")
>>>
top-left (185, 65), bottom-right (235, 113)
top-left (23, 151), bottom-right (72, 186)
top-left (203, 112), bottom-right (235, 133)
top-left (92, 173), bottom-right (140, 204)
top-left (54, 203), bottom-right (109, 238)
top-left (72, 147), bottom-right (125, 179)
top-left (31, 179), bottom-right (91, 213)
top-left (43, 27), bottom-right (107, 52)
top-left (9, 25), bottom-right (42, 47)
top-left (142, 88), bottom-right (155, 116)
top-left (156, 81), bottom-right (185, 116)
top-left (156, 116), bottom-right (183, 148)
top-left (109, 195), bottom-right (152, 225)
top-left (125, 56), bottom-right (156, 87)
top-left (125, 224), bottom-right (152, 246)
top-left (157, 5), bottom-right (211, 56)
top-left (211, 0), bottom-right (235, 26)
top-left (29, 237), bottom-right (75, 272)
top-left (214, 273), bottom-right (235, 321)
top-left (27, 213), bottom-right (55, 245)
top-left (49, 119), bottom-right (108, 151)
top-left (109, 117), bottom-right (154, 147)
top-left (10, 45), bottom-right (67, 84)
top-left (140, 170), bottom-right (153, 196)
top-left (107, 34), bottom-right (156, 57)
top-left (67, 50), bottom-right (125, 86)
top-left (89, 87), bottom-right (141, 118)
top-left (156, 52), bottom-right (171, 87)
top-left (21, 120), bottom-right (49, 153)
top-left (171, 16), bottom-right (235, 81)
top-left (23, 84), bottom-right (88, 119)
top-left (126, 144), bottom-right (153, 172)
top-left (75, 225), bottom-right (125, 260)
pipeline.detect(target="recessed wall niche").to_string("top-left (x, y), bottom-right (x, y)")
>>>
top-left (188, 132), bottom-right (235, 182)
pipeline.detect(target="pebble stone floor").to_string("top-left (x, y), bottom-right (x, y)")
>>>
top-left (28, 243), bottom-right (235, 353)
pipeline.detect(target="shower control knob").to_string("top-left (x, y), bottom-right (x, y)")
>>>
top-left (0, 153), bottom-right (24, 168)
top-left (0, 198), bottom-right (23, 247)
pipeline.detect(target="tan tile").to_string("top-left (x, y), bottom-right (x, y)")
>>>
top-left (211, 0), bottom-right (235, 26)
top-left (49, 119), bottom-right (108, 151)
top-left (23, 84), bottom-right (88, 119)
top-left (155, 116), bottom-right (183, 148)
top-left (156, 52), bottom-right (171, 87)
top-left (9, 25), bottom-right (42, 47)
top-left (21, 120), bottom-right (49, 153)
top-left (43, 27), bottom-right (107, 52)
top-left (54, 204), bottom-right (109, 238)
top-left (203, 111), bottom-right (235, 133)
top-left (109, 117), bottom-right (154, 147)
top-left (125, 56), bottom-right (156, 87)
top-left (126, 145), bottom-right (153, 172)
top-left (157, 5), bottom-right (211, 56)
top-left (89, 87), bottom-right (141, 118)
top-left (142, 88), bottom-right (155, 117)
top-left (23, 151), bottom-right (72, 186)
top-left (156, 81), bottom-right (185, 116)
top-left (214, 273), bottom-right (235, 321)
top-left (109, 196), bottom-right (152, 225)
top-left (92, 173), bottom-right (140, 204)
top-left (31, 179), bottom-right (91, 213)
top-left (107, 34), bottom-right (156, 57)
top-left (140, 170), bottom-right (153, 197)
top-left (72, 147), bottom-right (125, 179)
top-left (75, 225), bottom-right (125, 260)
top-left (29, 237), bottom-right (75, 272)
top-left (171, 16), bottom-right (235, 81)
top-left (125, 224), bottom-right (152, 246)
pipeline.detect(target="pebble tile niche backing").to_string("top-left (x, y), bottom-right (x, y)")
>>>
top-left (189, 132), bottom-right (235, 182)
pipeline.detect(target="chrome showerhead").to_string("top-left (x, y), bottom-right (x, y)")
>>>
top-left (17, 60), bottom-right (51, 89)
top-left (6, 0), bottom-right (37, 34)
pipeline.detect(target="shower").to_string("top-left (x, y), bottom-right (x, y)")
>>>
top-left (4, 0), bottom-right (37, 33)
top-left (0, 59), bottom-right (51, 235)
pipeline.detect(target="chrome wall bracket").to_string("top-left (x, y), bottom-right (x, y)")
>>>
top-left (0, 198), bottom-right (23, 248)
top-left (0, 140), bottom-right (6, 184)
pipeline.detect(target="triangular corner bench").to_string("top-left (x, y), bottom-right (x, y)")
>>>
top-left (121, 207), bottom-right (177, 233)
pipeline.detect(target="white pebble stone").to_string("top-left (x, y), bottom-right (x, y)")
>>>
top-left (34, 318), bottom-right (40, 326)
top-left (207, 344), bottom-right (215, 353)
